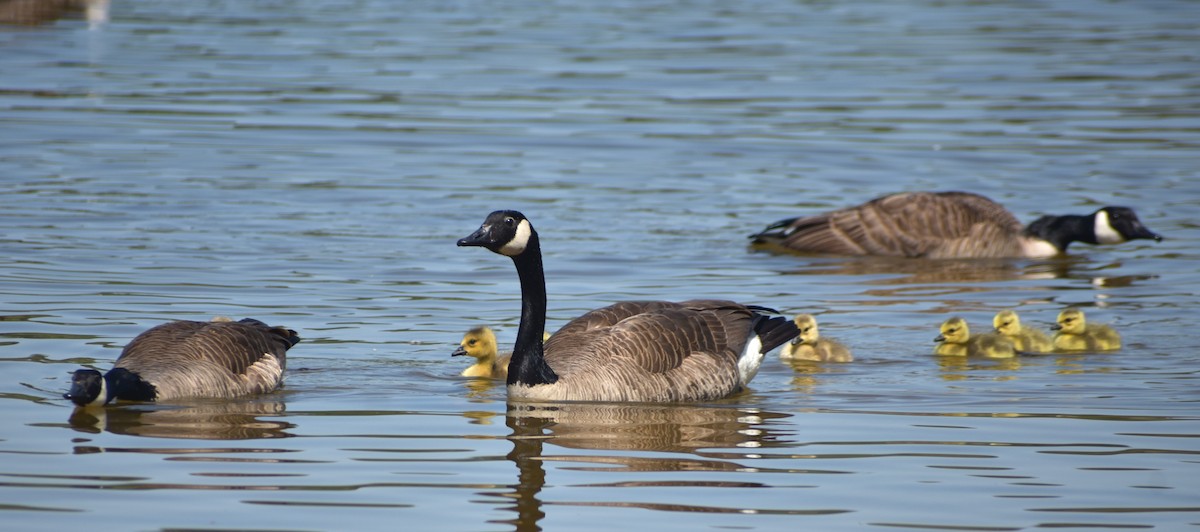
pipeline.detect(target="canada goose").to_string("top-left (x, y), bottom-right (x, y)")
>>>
top-left (1051, 309), bottom-right (1121, 351)
top-left (453, 326), bottom-right (510, 379)
top-left (993, 310), bottom-right (1053, 353)
top-left (780, 314), bottom-right (853, 363)
top-left (457, 210), bottom-right (798, 402)
top-left (63, 317), bottom-right (299, 408)
top-left (750, 191), bottom-right (1162, 259)
top-left (934, 317), bottom-right (1016, 358)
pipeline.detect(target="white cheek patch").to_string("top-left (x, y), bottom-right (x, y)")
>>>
top-left (89, 377), bottom-right (109, 407)
top-left (1094, 210), bottom-right (1124, 244)
top-left (499, 219), bottom-right (532, 256)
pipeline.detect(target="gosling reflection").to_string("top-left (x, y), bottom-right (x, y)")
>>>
top-left (67, 400), bottom-right (294, 440)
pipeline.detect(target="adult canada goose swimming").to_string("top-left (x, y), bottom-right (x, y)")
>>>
top-left (457, 210), bottom-right (799, 402)
top-left (993, 310), bottom-right (1053, 353)
top-left (63, 317), bottom-right (299, 408)
top-left (1051, 308), bottom-right (1121, 352)
top-left (934, 317), bottom-right (1016, 358)
top-left (780, 314), bottom-right (853, 363)
top-left (750, 191), bottom-right (1162, 259)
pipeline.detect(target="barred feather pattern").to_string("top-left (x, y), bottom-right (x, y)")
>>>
top-left (753, 191), bottom-right (1028, 259)
top-left (511, 300), bottom-right (795, 403)
top-left (113, 318), bottom-right (298, 401)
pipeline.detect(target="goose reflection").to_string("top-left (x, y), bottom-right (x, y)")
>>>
top-left (774, 255), bottom-right (1155, 287)
top-left (67, 400), bottom-right (294, 440)
top-left (492, 402), bottom-right (790, 531)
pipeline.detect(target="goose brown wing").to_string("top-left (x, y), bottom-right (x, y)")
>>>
top-left (117, 319), bottom-right (298, 378)
top-left (545, 300), bottom-right (758, 378)
top-left (759, 191), bottom-right (1023, 257)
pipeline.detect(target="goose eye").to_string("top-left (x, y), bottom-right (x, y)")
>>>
top-left (504, 217), bottom-right (515, 226)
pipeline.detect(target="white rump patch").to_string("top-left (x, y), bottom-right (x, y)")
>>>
top-left (1093, 210), bottom-right (1124, 244)
top-left (499, 219), bottom-right (532, 257)
top-left (244, 354), bottom-right (285, 391)
top-left (737, 336), bottom-right (766, 387)
top-left (1020, 238), bottom-right (1061, 259)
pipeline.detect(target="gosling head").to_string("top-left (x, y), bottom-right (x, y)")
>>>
top-left (792, 314), bottom-right (820, 345)
top-left (935, 317), bottom-right (970, 345)
top-left (457, 210), bottom-right (535, 257)
top-left (452, 326), bottom-right (499, 361)
top-left (1052, 308), bottom-right (1087, 335)
top-left (1093, 207), bottom-right (1162, 245)
top-left (63, 369), bottom-right (108, 408)
top-left (993, 310), bottom-right (1021, 336)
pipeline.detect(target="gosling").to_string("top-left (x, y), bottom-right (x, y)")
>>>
top-left (993, 310), bottom-right (1053, 353)
top-left (452, 326), bottom-right (510, 379)
top-left (934, 317), bottom-right (1016, 359)
top-left (1051, 309), bottom-right (1121, 352)
top-left (780, 314), bottom-right (853, 362)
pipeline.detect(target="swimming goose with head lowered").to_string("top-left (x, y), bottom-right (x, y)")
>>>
top-left (750, 191), bottom-right (1162, 259)
top-left (458, 210), bottom-right (798, 402)
top-left (64, 317), bottom-right (299, 408)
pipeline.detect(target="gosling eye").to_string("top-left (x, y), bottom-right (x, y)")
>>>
top-left (468, 340), bottom-right (477, 346)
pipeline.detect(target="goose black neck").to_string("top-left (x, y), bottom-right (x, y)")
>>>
top-left (1024, 213), bottom-right (1095, 252)
top-left (106, 368), bottom-right (157, 402)
top-left (507, 231), bottom-right (559, 387)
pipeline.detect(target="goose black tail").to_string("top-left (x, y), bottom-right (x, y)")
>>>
top-left (752, 313), bottom-right (800, 354)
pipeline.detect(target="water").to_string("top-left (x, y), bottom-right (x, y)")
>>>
top-left (2, 0), bottom-right (1198, 530)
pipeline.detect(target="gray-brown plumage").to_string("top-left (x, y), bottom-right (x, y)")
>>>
top-left (64, 317), bottom-right (299, 407)
top-left (0, 0), bottom-right (107, 26)
top-left (750, 191), bottom-right (1161, 259)
top-left (458, 210), bottom-right (798, 403)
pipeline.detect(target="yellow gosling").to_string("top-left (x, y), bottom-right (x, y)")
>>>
top-left (993, 310), bottom-right (1053, 353)
top-left (453, 326), bottom-right (510, 379)
top-left (934, 317), bottom-right (1016, 359)
top-left (1051, 309), bottom-right (1121, 352)
top-left (780, 314), bottom-right (853, 363)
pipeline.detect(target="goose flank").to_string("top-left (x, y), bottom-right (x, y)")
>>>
top-left (64, 317), bottom-right (299, 407)
top-left (750, 191), bottom-right (1162, 259)
top-left (458, 210), bottom-right (798, 402)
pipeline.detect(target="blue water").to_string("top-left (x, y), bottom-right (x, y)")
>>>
top-left (2, 1), bottom-right (1198, 530)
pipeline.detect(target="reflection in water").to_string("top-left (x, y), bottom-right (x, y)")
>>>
top-left (771, 254), bottom-right (1158, 289)
top-left (66, 400), bottom-right (294, 440)
top-left (495, 402), bottom-right (823, 531)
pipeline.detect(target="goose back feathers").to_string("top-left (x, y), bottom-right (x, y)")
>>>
top-left (65, 318), bottom-right (298, 407)
top-left (751, 191), bottom-right (1161, 259)
top-left (458, 210), bottom-right (798, 403)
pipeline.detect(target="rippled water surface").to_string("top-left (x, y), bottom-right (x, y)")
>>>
top-left (2, 1), bottom-right (1199, 530)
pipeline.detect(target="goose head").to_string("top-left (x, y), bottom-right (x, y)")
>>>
top-left (993, 310), bottom-right (1021, 336)
top-left (1052, 308), bottom-right (1087, 334)
top-left (457, 210), bottom-right (535, 257)
top-left (453, 326), bottom-right (498, 361)
top-left (935, 317), bottom-right (970, 345)
top-left (63, 369), bottom-right (108, 408)
top-left (1094, 207), bottom-right (1162, 245)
